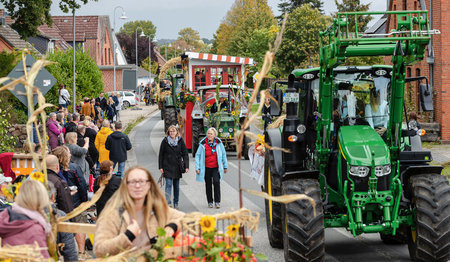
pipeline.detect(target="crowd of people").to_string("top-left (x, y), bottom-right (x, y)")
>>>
top-left (0, 85), bottom-right (239, 260)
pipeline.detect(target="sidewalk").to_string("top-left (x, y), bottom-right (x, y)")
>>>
top-left (118, 102), bottom-right (158, 131)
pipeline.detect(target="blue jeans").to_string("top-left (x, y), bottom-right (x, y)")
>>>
top-left (165, 177), bottom-right (180, 205)
top-left (113, 161), bottom-right (126, 177)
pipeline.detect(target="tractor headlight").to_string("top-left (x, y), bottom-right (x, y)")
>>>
top-left (349, 165), bottom-right (370, 177)
top-left (228, 128), bottom-right (233, 133)
top-left (218, 128), bottom-right (224, 133)
top-left (297, 124), bottom-right (306, 134)
top-left (374, 165), bottom-right (391, 176)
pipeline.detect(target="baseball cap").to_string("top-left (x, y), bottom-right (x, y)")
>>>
top-left (0, 173), bottom-right (12, 184)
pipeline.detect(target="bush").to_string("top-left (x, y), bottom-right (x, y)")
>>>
top-left (45, 47), bottom-right (104, 111)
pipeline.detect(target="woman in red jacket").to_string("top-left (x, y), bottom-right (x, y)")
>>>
top-left (0, 180), bottom-right (51, 258)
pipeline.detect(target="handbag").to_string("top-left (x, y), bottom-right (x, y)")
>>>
top-left (63, 95), bottom-right (71, 106)
top-left (179, 155), bottom-right (185, 173)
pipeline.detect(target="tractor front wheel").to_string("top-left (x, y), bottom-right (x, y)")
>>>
top-left (264, 150), bottom-right (283, 248)
top-left (163, 107), bottom-right (177, 133)
top-left (407, 174), bottom-right (450, 262)
top-left (282, 178), bottom-right (325, 262)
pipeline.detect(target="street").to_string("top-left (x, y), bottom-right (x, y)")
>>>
top-left (126, 110), bottom-right (413, 262)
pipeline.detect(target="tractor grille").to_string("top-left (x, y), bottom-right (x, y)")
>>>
top-left (352, 168), bottom-right (390, 192)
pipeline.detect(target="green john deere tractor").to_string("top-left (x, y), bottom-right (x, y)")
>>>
top-left (264, 10), bottom-right (449, 262)
top-left (160, 74), bottom-right (184, 132)
top-left (191, 85), bottom-right (250, 159)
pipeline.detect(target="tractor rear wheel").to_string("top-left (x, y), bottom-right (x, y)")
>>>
top-left (264, 150), bottom-right (283, 248)
top-left (407, 174), bottom-right (450, 262)
top-left (163, 107), bottom-right (177, 133)
top-left (191, 120), bottom-right (202, 158)
top-left (282, 178), bottom-right (325, 262)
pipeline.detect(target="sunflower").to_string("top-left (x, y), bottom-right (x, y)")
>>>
top-left (226, 224), bottom-right (240, 238)
top-left (30, 171), bottom-right (45, 183)
top-left (199, 215), bottom-right (216, 233)
top-left (231, 111), bottom-right (236, 116)
top-left (256, 134), bottom-right (265, 145)
top-left (205, 112), bottom-right (209, 117)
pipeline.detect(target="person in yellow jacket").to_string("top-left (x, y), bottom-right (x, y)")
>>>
top-left (95, 120), bottom-right (113, 165)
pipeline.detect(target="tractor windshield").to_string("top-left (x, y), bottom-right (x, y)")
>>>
top-left (333, 72), bottom-right (390, 129)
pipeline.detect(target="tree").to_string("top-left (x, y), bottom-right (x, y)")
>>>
top-left (0, 0), bottom-right (96, 39)
top-left (275, 4), bottom-right (331, 75)
top-left (119, 20), bottom-right (157, 40)
top-left (177, 27), bottom-right (201, 47)
top-left (334, 0), bottom-right (382, 65)
top-left (45, 46), bottom-right (104, 107)
top-left (335, 0), bottom-right (371, 32)
top-left (277, 0), bottom-right (323, 20)
top-left (116, 32), bottom-right (156, 66)
top-left (213, 0), bottom-right (277, 60)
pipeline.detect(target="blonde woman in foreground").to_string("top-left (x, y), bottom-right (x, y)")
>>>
top-left (0, 180), bottom-right (51, 258)
top-left (94, 166), bottom-right (184, 257)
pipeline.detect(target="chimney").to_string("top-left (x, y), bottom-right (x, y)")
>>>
top-left (0, 9), bottom-right (5, 25)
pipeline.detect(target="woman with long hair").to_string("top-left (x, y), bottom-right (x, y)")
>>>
top-left (59, 83), bottom-right (71, 108)
top-left (0, 180), bottom-right (51, 258)
top-left (94, 166), bottom-right (184, 257)
top-left (93, 160), bottom-right (121, 216)
top-left (158, 125), bottom-right (189, 209)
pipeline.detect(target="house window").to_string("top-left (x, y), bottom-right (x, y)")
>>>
top-left (47, 41), bottom-right (55, 53)
top-left (108, 48), bottom-right (111, 65)
top-left (416, 68), bottom-right (421, 77)
top-left (104, 49), bottom-right (107, 65)
top-left (407, 67), bottom-right (412, 77)
top-left (403, 0), bottom-right (407, 10)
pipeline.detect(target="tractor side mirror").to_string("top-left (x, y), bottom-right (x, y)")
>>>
top-left (270, 89), bottom-right (283, 117)
top-left (419, 84), bottom-right (434, 111)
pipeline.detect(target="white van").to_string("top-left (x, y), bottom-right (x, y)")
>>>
top-left (106, 91), bottom-right (138, 109)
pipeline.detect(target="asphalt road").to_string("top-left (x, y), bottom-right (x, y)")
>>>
top-left (127, 110), bottom-right (413, 262)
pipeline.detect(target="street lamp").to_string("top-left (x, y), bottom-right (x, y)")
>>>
top-left (148, 36), bottom-right (152, 85)
top-left (113, 6), bottom-right (127, 93)
top-left (136, 26), bottom-right (145, 104)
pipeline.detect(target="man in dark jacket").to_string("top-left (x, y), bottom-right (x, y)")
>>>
top-left (46, 155), bottom-right (74, 215)
top-left (96, 92), bottom-right (107, 112)
top-left (65, 113), bottom-right (79, 134)
top-left (105, 122), bottom-right (132, 176)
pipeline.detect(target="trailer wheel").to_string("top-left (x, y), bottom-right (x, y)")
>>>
top-left (281, 178), bottom-right (325, 262)
top-left (264, 150), bottom-right (283, 248)
top-left (163, 107), bottom-right (177, 133)
top-left (407, 174), bottom-right (450, 262)
top-left (191, 120), bottom-right (202, 158)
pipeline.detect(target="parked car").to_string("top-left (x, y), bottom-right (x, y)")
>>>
top-left (106, 91), bottom-right (138, 109)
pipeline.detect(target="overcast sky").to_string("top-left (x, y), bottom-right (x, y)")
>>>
top-left (44, 0), bottom-right (386, 40)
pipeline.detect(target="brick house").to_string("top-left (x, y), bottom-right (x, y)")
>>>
top-left (381, 0), bottom-right (449, 142)
top-left (0, 18), bottom-right (38, 53)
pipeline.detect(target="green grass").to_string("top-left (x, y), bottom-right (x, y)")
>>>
top-left (123, 116), bottom-right (146, 135)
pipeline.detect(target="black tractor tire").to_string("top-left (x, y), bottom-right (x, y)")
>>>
top-left (191, 120), bottom-right (202, 158)
top-left (163, 107), bottom-right (177, 133)
top-left (281, 179), bottom-right (325, 262)
top-left (264, 150), bottom-right (283, 248)
top-left (407, 174), bottom-right (450, 262)
top-left (241, 135), bottom-right (250, 160)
